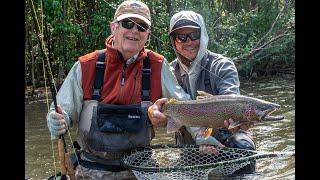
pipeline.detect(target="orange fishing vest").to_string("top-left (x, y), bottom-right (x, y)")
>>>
top-left (79, 37), bottom-right (163, 104)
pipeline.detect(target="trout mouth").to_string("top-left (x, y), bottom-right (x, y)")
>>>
top-left (261, 106), bottom-right (284, 121)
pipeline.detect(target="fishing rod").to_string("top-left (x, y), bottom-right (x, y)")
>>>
top-left (27, 0), bottom-right (77, 179)
top-left (49, 79), bottom-right (68, 180)
top-left (43, 16), bottom-right (76, 180)
top-left (47, 74), bottom-right (76, 180)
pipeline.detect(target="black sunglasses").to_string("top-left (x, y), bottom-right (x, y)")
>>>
top-left (174, 31), bottom-right (201, 43)
top-left (119, 19), bottom-right (149, 32)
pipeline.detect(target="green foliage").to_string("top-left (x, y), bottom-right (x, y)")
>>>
top-left (26, 0), bottom-right (295, 84)
top-left (205, 0), bottom-right (295, 77)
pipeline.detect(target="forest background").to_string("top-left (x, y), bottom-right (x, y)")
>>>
top-left (25, 0), bottom-right (295, 93)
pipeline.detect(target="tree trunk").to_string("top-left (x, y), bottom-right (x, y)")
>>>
top-left (73, 0), bottom-right (83, 50)
top-left (26, 20), bottom-right (37, 91)
top-left (250, 0), bottom-right (257, 10)
top-left (84, 0), bottom-right (95, 37)
top-left (28, 27), bottom-right (36, 91)
top-left (166, 0), bottom-right (173, 17)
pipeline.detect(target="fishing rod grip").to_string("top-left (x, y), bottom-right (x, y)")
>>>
top-left (58, 135), bottom-right (67, 175)
top-left (65, 151), bottom-right (76, 180)
top-left (50, 77), bottom-right (71, 178)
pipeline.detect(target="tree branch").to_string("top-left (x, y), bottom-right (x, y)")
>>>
top-left (253, 0), bottom-right (288, 49)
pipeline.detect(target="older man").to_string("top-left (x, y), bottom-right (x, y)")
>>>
top-left (46, 1), bottom-right (190, 179)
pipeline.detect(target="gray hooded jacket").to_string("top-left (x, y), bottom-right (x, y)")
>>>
top-left (169, 11), bottom-right (240, 145)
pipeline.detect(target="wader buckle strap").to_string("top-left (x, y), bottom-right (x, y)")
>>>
top-left (92, 49), bottom-right (106, 101)
top-left (204, 56), bottom-right (213, 91)
top-left (142, 51), bottom-right (151, 101)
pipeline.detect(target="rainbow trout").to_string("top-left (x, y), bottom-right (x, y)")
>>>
top-left (163, 91), bottom-right (284, 133)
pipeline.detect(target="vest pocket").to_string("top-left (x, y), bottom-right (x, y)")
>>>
top-left (96, 103), bottom-right (146, 133)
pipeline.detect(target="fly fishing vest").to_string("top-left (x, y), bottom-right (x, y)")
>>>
top-left (76, 49), bottom-right (156, 171)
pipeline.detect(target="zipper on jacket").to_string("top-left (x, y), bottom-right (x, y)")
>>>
top-left (118, 61), bottom-right (127, 103)
top-left (121, 63), bottom-right (127, 86)
top-left (129, 68), bottom-right (139, 103)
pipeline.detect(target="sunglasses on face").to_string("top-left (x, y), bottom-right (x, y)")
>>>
top-left (174, 31), bottom-right (201, 43)
top-left (119, 19), bottom-right (149, 32)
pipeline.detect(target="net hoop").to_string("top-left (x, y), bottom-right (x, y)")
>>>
top-left (121, 144), bottom-right (264, 172)
top-left (121, 144), bottom-right (294, 180)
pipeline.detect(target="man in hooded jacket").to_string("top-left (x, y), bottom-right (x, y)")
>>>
top-left (168, 10), bottom-right (256, 174)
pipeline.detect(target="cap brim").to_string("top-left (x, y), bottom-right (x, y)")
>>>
top-left (170, 25), bottom-right (200, 35)
top-left (116, 14), bottom-right (151, 26)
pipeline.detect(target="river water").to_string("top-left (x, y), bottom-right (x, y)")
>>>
top-left (25, 77), bottom-right (295, 179)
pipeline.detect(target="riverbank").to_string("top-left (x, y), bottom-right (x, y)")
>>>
top-left (25, 86), bottom-right (52, 103)
top-left (239, 72), bottom-right (294, 82)
top-left (25, 74), bottom-right (295, 103)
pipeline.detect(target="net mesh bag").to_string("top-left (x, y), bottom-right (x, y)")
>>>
top-left (121, 144), bottom-right (256, 180)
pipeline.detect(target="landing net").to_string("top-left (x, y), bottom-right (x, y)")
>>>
top-left (121, 144), bottom-right (258, 180)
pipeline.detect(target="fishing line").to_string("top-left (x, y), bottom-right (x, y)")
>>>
top-left (28, 0), bottom-right (83, 178)
top-left (28, 0), bottom-right (59, 177)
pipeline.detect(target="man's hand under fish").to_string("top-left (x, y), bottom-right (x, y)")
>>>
top-left (148, 98), bottom-right (168, 127)
top-left (224, 118), bottom-right (254, 133)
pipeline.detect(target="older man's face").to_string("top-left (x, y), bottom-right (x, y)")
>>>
top-left (111, 18), bottom-right (150, 59)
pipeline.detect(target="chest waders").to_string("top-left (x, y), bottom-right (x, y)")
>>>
top-left (76, 49), bottom-right (154, 172)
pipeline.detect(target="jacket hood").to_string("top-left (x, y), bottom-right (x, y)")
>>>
top-left (169, 11), bottom-right (208, 72)
top-left (169, 11), bottom-right (209, 98)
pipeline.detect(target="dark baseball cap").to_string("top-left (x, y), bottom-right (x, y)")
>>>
top-left (169, 19), bottom-right (200, 35)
